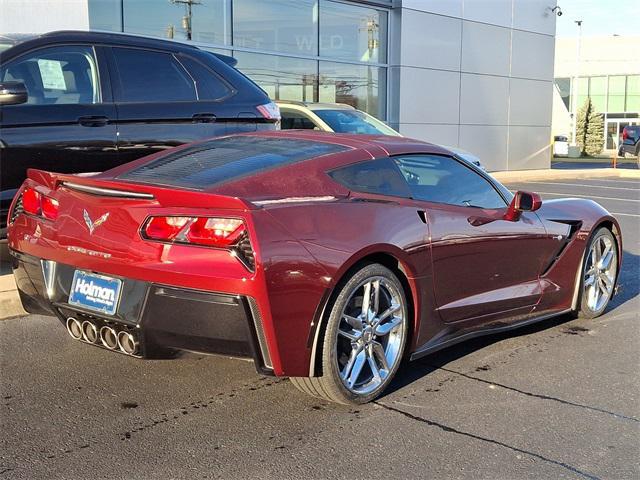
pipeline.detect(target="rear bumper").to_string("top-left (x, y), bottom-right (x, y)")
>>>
top-left (10, 249), bottom-right (273, 375)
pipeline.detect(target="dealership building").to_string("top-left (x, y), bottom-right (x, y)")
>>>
top-left (552, 35), bottom-right (640, 153)
top-left (0, 0), bottom-right (558, 171)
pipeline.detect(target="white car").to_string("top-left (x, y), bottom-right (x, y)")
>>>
top-left (277, 101), bottom-right (485, 170)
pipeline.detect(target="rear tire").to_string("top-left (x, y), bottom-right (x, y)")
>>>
top-left (577, 227), bottom-right (618, 319)
top-left (290, 263), bottom-right (409, 404)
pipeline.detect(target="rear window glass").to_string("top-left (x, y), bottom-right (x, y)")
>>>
top-left (118, 136), bottom-right (348, 189)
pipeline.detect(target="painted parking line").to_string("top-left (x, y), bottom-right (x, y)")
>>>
top-left (515, 181), bottom-right (640, 191)
top-left (611, 212), bottom-right (640, 218)
top-left (533, 191), bottom-right (640, 203)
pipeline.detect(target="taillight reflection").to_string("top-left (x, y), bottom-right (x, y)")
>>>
top-left (21, 187), bottom-right (59, 220)
top-left (142, 216), bottom-right (246, 248)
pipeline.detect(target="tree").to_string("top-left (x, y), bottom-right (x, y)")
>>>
top-left (574, 98), bottom-right (590, 155)
top-left (585, 108), bottom-right (604, 156)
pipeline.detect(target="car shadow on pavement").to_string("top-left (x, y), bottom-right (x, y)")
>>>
top-left (382, 248), bottom-right (639, 399)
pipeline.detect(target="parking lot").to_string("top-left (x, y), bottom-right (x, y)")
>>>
top-left (1, 177), bottom-right (638, 480)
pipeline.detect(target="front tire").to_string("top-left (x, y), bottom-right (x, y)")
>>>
top-left (578, 227), bottom-right (618, 319)
top-left (291, 263), bottom-right (409, 404)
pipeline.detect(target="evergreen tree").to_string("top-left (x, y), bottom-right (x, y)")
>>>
top-left (585, 108), bottom-right (604, 156)
top-left (574, 98), bottom-right (591, 155)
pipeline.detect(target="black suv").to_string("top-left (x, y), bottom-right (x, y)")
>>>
top-left (0, 31), bottom-right (279, 237)
top-left (618, 125), bottom-right (640, 160)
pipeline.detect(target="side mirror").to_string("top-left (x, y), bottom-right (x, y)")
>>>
top-left (0, 81), bottom-right (28, 106)
top-left (504, 191), bottom-right (542, 221)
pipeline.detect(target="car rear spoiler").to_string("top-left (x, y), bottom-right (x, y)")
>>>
top-left (26, 168), bottom-right (253, 210)
top-left (213, 52), bottom-right (237, 67)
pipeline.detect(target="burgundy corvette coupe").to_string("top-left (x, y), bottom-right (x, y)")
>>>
top-left (8, 131), bottom-right (622, 404)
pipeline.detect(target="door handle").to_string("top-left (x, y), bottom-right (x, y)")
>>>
top-left (78, 115), bottom-right (109, 127)
top-left (192, 113), bottom-right (217, 123)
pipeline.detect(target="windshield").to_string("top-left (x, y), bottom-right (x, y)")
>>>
top-left (314, 109), bottom-right (400, 136)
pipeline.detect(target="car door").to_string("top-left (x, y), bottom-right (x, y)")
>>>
top-left (106, 46), bottom-right (232, 163)
top-left (393, 154), bottom-right (560, 326)
top-left (0, 44), bottom-right (117, 233)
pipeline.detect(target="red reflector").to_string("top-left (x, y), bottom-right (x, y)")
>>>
top-left (186, 218), bottom-right (245, 247)
top-left (144, 216), bottom-right (191, 241)
top-left (41, 196), bottom-right (59, 220)
top-left (22, 188), bottom-right (41, 215)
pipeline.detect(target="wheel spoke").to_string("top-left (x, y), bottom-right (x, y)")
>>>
top-left (361, 282), bottom-right (371, 316)
top-left (600, 273), bottom-right (613, 292)
top-left (367, 347), bottom-right (381, 382)
top-left (338, 328), bottom-right (360, 342)
top-left (371, 341), bottom-right (389, 372)
top-left (584, 274), bottom-right (596, 288)
top-left (375, 316), bottom-right (402, 336)
top-left (343, 314), bottom-right (363, 331)
top-left (346, 350), bottom-right (367, 388)
top-left (377, 303), bottom-right (401, 324)
top-left (600, 251), bottom-right (614, 270)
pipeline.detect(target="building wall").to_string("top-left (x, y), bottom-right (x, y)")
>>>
top-left (389, 0), bottom-right (557, 171)
top-left (0, 0), bottom-right (89, 33)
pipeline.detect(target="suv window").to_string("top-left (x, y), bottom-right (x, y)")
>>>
top-left (112, 48), bottom-right (196, 102)
top-left (328, 158), bottom-right (412, 198)
top-left (281, 110), bottom-right (318, 130)
top-left (0, 45), bottom-right (99, 105)
top-left (177, 55), bottom-right (232, 101)
top-left (394, 155), bottom-right (507, 209)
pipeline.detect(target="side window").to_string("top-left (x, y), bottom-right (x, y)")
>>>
top-left (112, 48), bottom-right (196, 102)
top-left (177, 55), bottom-right (232, 101)
top-left (280, 110), bottom-right (318, 130)
top-left (394, 155), bottom-right (507, 209)
top-left (328, 158), bottom-right (412, 198)
top-left (0, 45), bottom-right (99, 105)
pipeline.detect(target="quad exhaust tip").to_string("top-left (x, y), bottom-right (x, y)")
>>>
top-left (99, 326), bottom-right (118, 350)
top-left (66, 317), bottom-right (139, 356)
top-left (117, 331), bottom-right (139, 356)
top-left (81, 320), bottom-right (99, 344)
top-left (66, 317), bottom-right (83, 340)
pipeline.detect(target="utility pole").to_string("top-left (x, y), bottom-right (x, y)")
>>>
top-left (571, 20), bottom-right (583, 146)
top-left (170, 0), bottom-right (202, 41)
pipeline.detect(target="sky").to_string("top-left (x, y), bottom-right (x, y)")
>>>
top-left (555, 0), bottom-right (640, 37)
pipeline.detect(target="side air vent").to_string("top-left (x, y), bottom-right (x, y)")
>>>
top-left (234, 232), bottom-right (255, 271)
top-left (8, 190), bottom-right (24, 225)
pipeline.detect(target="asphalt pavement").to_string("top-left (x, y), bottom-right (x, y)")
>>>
top-left (1, 177), bottom-right (639, 480)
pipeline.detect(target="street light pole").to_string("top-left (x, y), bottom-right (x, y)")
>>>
top-left (570, 20), bottom-right (583, 146)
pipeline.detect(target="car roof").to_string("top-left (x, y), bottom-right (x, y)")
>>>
top-left (276, 101), bottom-right (356, 111)
top-left (1, 30), bottom-right (202, 57)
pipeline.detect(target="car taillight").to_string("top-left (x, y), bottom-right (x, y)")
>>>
top-left (142, 216), bottom-right (246, 248)
top-left (256, 101), bottom-right (281, 121)
top-left (622, 127), bottom-right (628, 140)
top-left (22, 188), bottom-right (41, 215)
top-left (41, 196), bottom-right (60, 220)
top-left (20, 187), bottom-right (60, 220)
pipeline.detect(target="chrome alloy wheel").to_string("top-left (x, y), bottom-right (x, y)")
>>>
top-left (583, 233), bottom-right (617, 313)
top-left (335, 276), bottom-right (406, 395)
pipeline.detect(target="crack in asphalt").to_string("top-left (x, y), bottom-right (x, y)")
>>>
top-left (119, 377), bottom-right (287, 441)
top-left (435, 366), bottom-right (640, 423)
top-left (375, 401), bottom-right (603, 480)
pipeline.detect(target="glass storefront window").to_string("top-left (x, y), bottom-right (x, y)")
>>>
top-left (233, 0), bottom-right (318, 55)
top-left (588, 77), bottom-right (606, 112)
top-left (234, 51), bottom-right (317, 101)
top-left (555, 78), bottom-right (570, 110)
top-left (123, 0), bottom-right (231, 45)
top-left (319, 61), bottom-right (386, 119)
top-left (608, 76), bottom-right (626, 112)
top-left (88, 0), bottom-right (122, 32)
top-left (319, 1), bottom-right (387, 63)
top-left (627, 75), bottom-right (640, 112)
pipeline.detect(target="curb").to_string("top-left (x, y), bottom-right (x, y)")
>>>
top-left (491, 168), bottom-right (640, 183)
top-left (0, 277), bottom-right (26, 320)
